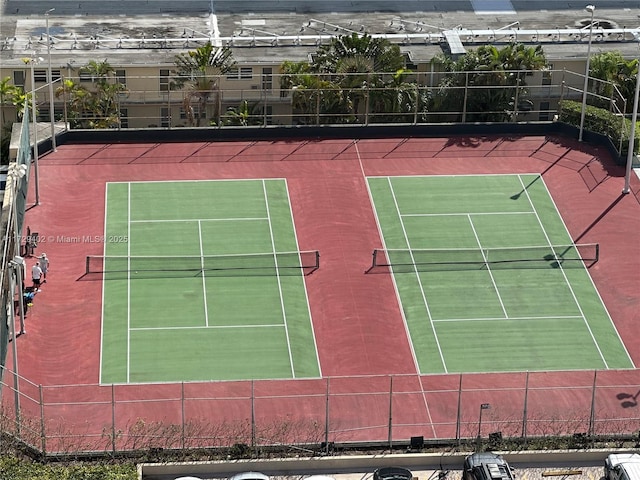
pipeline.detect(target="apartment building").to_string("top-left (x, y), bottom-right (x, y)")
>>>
top-left (0, 1), bottom-right (639, 128)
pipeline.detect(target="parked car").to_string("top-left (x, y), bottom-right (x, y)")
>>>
top-left (373, 467), bottom-right (414, 480)
top-left (462, 452), bottom-right (515, 480)
top-left (229, 472), bottom-right (270, 480)
top-left (605, 454), bottom-right (640, 480)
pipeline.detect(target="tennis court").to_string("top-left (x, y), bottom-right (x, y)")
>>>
top-left (97, 179), bottom-right (321, 384)
top-left (367, 174), bottom-right (634, 374)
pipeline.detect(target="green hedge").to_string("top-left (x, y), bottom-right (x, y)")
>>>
top-left (0, 456), bottom-right (137, 480)
top-left (559, 100), bottom-right (640, 157)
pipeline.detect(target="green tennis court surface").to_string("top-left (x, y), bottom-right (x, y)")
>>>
top-left (367, 174), bottom-right (633, 374)
top-left (99, 180), bottom-right (320, 384)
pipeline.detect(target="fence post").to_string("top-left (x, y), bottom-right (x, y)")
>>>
top-left (387, 375), bottom-right (393, 451)
top-left (251, 379), bottom-right (256, 449)
top-left (522, 371), bottom-right (529, 441)
top-left (111, 384), bottom-right (116, 454)
top-left (324, 377), bottom-right (330, 454)
top-left (462, 72), bottom-right (469, 123)
top-left (39, 384), bottom-right (46, 454)
top-left (455, 373), bottom-right (462, 444)
top-left (588, 370), bottom-right (598, 436)
top-left (181, 382), bottom-right (185, 450)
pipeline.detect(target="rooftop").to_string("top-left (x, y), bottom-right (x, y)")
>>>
top-left (0, 1), bottom-right (639, 69)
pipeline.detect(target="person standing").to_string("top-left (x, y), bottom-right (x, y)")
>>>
top-left (31, 261), bottom-right (43, 291)
top-left (39, 253), bottom-right (49, 283)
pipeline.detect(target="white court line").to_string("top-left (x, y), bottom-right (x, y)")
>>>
top-left (197, 220), bottom-right (209, 327)
top-left (357, 146), bottom-right (435, 439)
top-left (283, 179), bottom-right (322, 378)
top-left (388, 177), bottom-right (448, 373)
top-left (127, 182), bottom-right (132, 383)
top-left (263, 180), bottom-right (296, 378)
top-left (131, 324), bottom-right (286, 331)
top-left (365, 173), bottom-right (542, 179)
top-left (402, 211), bottom-right (535, 217)
top-left (130, 217), bottom-right (268, 223)
top-left (433, 315), bottom-right (584, 323)
top-left (537, 176), bottom-right (635, 368)
top-left (467, 214), bottom-right (509, 318)
top-left (518, 175), bottom-right (609, 368)
top-left (99, 184), bottom-right (109, 384)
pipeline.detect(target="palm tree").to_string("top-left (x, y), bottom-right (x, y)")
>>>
top-left (173, 42), bottom-right (236, 126)
top-left (282, 34), bottom-right (408, 124)
top-left (431, 43), bottom-right (547, 122)
top-left (280, 61), bottom-right (348, 125)
top-left (590, 52), bottom-right (639, 113)
top-left (55, 61), bottom-right (127, 128)
top-left (221, 100), bottom-right (263, 126)
top-left (0, 77), bottom-right (19, 163)
top-left (313, 33), bottom-right (405, 122)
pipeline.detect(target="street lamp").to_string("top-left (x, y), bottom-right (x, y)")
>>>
top-left (578, 4), bottom-right (596, 142)
top-left (623, 58), bottom-right (640, 194)
top-left (45, 8), bottom-right (57, 151)
top-left (477, 403), bottom-right (491, 438)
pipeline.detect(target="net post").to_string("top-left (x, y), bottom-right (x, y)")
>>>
top-left (85, 256), bottom-right (90, 275)
top-left (315, 250), bottom-right (320, 269)
top-left (595, 243), bottom-right (599, 263)
top-left (372, 249), bottom-right (377, 268)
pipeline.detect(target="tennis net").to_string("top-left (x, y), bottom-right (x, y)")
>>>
top-left (86, 250), bottom-right (320, 276)
top-left (370, 243), bottom-right (599, 271)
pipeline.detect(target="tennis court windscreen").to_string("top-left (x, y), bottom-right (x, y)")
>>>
top-left (371, 244), bottom-right (599, 270)
top-left (86, 250), bottom-right (320, 276)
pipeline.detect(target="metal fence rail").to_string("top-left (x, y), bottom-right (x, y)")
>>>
top-left (2, 367), bottom-right (640, 456)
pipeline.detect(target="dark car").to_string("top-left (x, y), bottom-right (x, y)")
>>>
top-left (463, 452), bottom-right (515, 480)
top-left (373, 467), bottom-right (413, 480)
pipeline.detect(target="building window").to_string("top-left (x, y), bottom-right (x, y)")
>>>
top-left (37, 104), bottom-right (49, 122)
top-left (13, 70), bottom-right (25, 87)
top-left (120, 108), bottom-right (129, 128)
top-left (262, 67), bottom-right (273, 92)
top-left (226, 67), bottom-right (253, 80)
top-left (79, 71), bottom-right (94, 82)
top-left (265, 105), bottom-right (273, 125)
top-left (34, 69), bottom-right (47, 82)
top-left (116, 69), bottom-right (126, 86)
top-left (542, 71), bottom-right (552, 86)
top-left (160, 69), bottom-right (171, 91)
top-left (539, 101), bottom-right (550, 121)
top-left (36, 104), bottom-right (63, 122)
top-left (179, 105), bottom-right (205, 119)
top-left (161, 107), bottom-right (170, 127)
top-left (35, 69), bottom-right (62, 82)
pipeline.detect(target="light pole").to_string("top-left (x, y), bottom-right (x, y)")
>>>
top-left (7, 162), bottom-right (27, 433)
top-left (623, 59), bottom-right (640, 194)
top-left (24, 55), bottom-right (43, 205)
top-left (8, 163), bottom-right (27, 335)
top-left (578, 4), bottom-right (596, 142)
top-left (45, 8), bottom-right (57, 151)
top-left (477, 403), bottom-right (491, 438)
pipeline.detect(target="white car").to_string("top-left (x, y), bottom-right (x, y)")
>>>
top-left (605, 454), bottom-right (640, 480)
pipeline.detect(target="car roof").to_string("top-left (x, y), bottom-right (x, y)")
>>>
top-left (229, 472), bottom-right (270, 480)
top-left (374, 467), bottom-right (414, 480)
top-left (465, 453), bottom-right (513, 480)
top-left (608, 454), bottom-right (640, 467)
